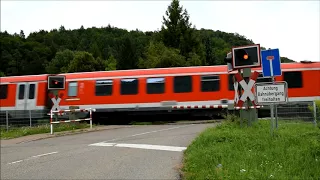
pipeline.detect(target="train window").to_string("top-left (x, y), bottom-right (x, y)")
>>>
top-left (28, 84), bottom-right (35, 99)
top-left (256, 73), bottom-right (272, 83)
top-left (228, 74), bottom-right (235, 90)
top-left (0, 85), bottom-right (8, 99)
top-left (95, 80), bottom-right (113, 96)
top-left (201, 75), bottom-right (220, 92)
top-left (18, 84), bottom-right (25, 99)
top-left (120, 78), bottom-right (138, 95)
top-left (284, 71), bottom-right (303, 88)
top-left (68, 82), bottom-right (78, 96)
top-left (147, 77), bottom-right (165, 94)
top-left (174, 76), bottom-right (192, 93)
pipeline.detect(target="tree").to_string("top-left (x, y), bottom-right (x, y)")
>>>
top-left (90, 42), bottom-right (102, 58)
top-left (105, 55), bottom-right (117, 71)
top-left (281, 57), bottom-right (295, 63)
top-left (19, 30), bottom-right (25, 39)
top-left (161, 0), bottom-right (202, 62)
top-left (46, 49), bottom-right (75, 74)
top-left (59, 25), bottom-right (66, 32)
top-left (115, 35), bottom-right (140, 70)
top-left (67, 51), bottom-right (101, 73)
top-left (1, 50), bottom-right (13, 75)
top-left (138, 41), bottom-right (185, 68)
top-left (161, 0), bottom-right (184, 49)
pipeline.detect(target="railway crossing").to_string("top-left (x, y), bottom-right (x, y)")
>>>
top-left (224, 44), bottom-right (289, 126)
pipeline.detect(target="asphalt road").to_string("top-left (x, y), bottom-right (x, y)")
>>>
top-left (1, 123), bottom-right (216, 180)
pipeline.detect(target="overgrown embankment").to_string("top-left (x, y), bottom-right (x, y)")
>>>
top-left (181, 115), bottom-right (320, 180)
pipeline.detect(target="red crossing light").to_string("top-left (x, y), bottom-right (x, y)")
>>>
top-left (48, 75), bottom-right (66, 90)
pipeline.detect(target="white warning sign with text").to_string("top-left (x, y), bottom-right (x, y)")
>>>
top-left (254, 82), bottom-right (288, 105)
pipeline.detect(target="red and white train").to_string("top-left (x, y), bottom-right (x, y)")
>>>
top-left (0, 61), bottom-right (319, 122)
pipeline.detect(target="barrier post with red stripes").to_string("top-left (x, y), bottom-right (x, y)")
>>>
top-left (49, 108), bottom-right (96, 135)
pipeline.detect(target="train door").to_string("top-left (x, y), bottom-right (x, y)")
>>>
top-left (26, 83), bottom-right (37, 111)
top-left (15, 82), bottom-right (38, 118)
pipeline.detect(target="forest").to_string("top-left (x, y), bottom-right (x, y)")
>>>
top-left (0, 0), bottom-right (295, 77)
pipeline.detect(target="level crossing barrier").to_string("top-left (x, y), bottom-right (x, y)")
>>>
top-left (171, 104), bottom-right (229, 109)
top-left (49, 108), bottom-right (96, 134)
top-left (171, 104), bottom-right (263, 110)
top-left (234, 105), bottom-right (263, 110)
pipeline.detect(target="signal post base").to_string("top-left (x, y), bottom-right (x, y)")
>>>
top-left (239, 101), bottom-right (258, 127)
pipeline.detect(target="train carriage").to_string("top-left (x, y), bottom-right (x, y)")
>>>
top-left (1, 61), bottom-right (319, 123)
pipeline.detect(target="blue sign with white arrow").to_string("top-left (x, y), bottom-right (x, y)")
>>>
top-left (261, 48), bottom-right (282, 77)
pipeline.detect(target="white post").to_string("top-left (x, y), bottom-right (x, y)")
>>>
top-left (90, 109), bottom-right (93, 129)
top-left (6, 111), bottom-right (9, 132)
top-left (270, 104), bottom-right (274, 136)
top-left (275, 104), bottom-right (278, 129)
top-left (50, 110), bottom-right (53, 135)
top-left (270, 76), bottom-right (276, 134)
top-left (29, 110), bottom-right (32, 127)
top-left (313, 101), bottom-right (317, 126)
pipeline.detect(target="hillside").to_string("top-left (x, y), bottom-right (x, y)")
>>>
top-left (0, 0), bottom-right (295, 77)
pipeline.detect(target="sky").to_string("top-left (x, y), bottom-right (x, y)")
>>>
top-left (1, 0), bottom-right (319, 62)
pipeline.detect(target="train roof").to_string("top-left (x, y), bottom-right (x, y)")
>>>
top-left (1, 61), bottom-right (320, 84)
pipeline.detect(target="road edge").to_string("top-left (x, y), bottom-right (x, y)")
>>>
top-left (0, 125), bottom-right (132, 146)
top-left (1, 120), bottom-right (221, 146)
top-left (177, 157), bottom-right (186, 180)
top-left (176, 121), bottom-right (221, 180)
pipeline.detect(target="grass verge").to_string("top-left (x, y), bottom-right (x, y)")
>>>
top-left (0, 122), bottom-right (93, 140)
top-left (182, 115), bottom-right (320, 180)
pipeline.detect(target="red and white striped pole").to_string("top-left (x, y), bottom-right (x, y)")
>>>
top-left (172, 104), bottom-right (228, 109)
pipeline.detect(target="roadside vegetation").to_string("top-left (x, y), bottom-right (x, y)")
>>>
top-left (0, 122), bottom-right (93, 140)
top-left (308, 99), bottom-right (320, 129)
top-left (182, 114), bottom-right (320, 180)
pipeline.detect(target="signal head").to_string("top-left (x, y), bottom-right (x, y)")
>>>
top-left (235, 49), bottom-right (249, 61)
top-left (224, 52), bottom-right (233, 72)
top-left (48, 75), bottom-right (65, 90)
top-left (232, 44), bottom-right (261, 69)
top-left (224, 52), bottom-right (233, 63)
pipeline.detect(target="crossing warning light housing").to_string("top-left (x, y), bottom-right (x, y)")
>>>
top-left (48, 75), bottom-right (65, 90)
top-left (224, 52), bottom-right (233, 72)
top-left (232, 44), bottom-right (261, 69)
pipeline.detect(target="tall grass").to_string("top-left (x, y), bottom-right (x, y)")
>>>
top-left (182, 115), bottom-right (320, 180)
top-left (0, 122), bottom-right (92, 140)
